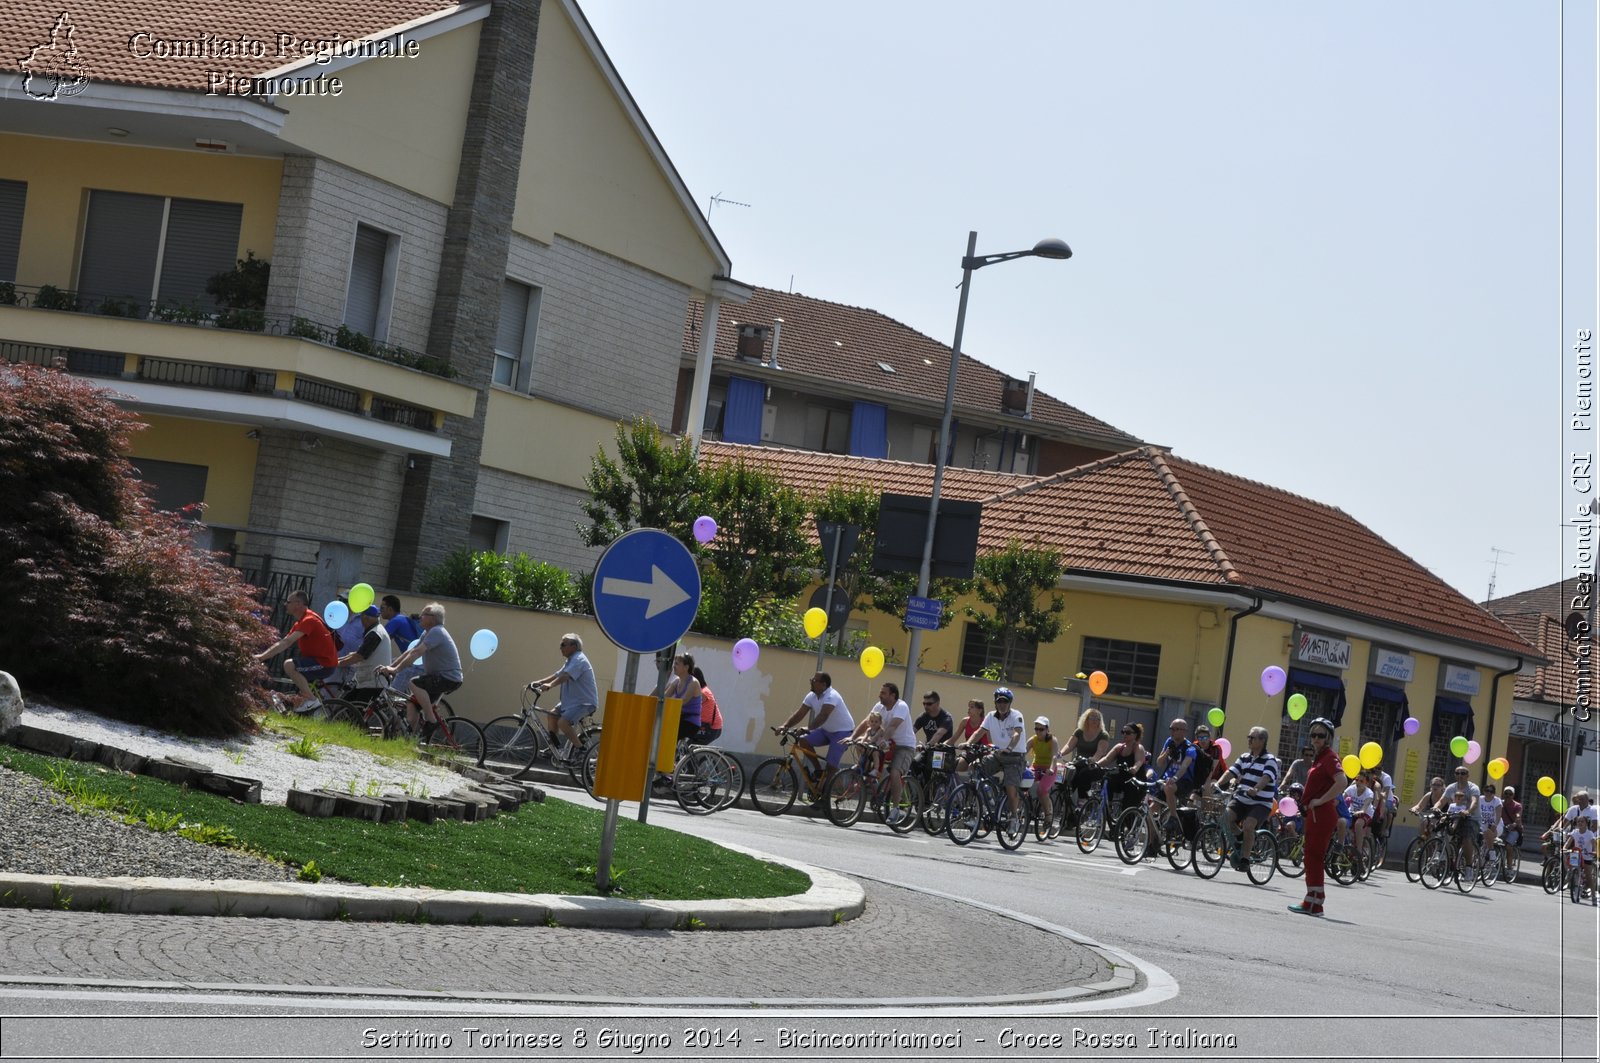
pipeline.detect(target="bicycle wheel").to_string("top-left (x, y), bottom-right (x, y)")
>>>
top-left (1031, 793), bottom-right (1052, 843)
top-left (1357, 836), bottom-right (1377, 881)
top-left (481, 715), bottom-right (541, 778)
top-left (1328, 841), bottom-right (1357, 886)
top-left (1247, 829), bottom-right (1278, 884)
top-left (421, 716), bottom-right (484, 770)
top-left (1115, 806), bottom-right (1148, 865)
top-left (885, 776), bottom-right (922, 834)
top-left (581, 743), bottom-right (602, 800)
top-left (1455, 847), bottom-right (1479, 894)
top-left (1276, 834), bottom-right (1306, 878)
top-left (1541, 856), bottom-right (1562, 894)
top-left (1191, 824), bottom-right (1225, 879)
top-left (1075, 797), bottom-right (1105, 854)
top-left (566, 725), bottom-right (601, 786)
top-left (1163, 819), bottom-right (1191, 871)
top-left (748, 759), bottom-right (798, 816)
top-left (826, 768), bottom-right (865, 827)
top-left (1501, 843), bottom-right (1520, 885)
top-left (997, 799), bottom-right (1027, 850)
top-left (1419, 837), bottom-right (1450, 890)
top-left (921, 777), bottom-right (954, 836)
top-left (322, 699), bottom-right (364, 729)
top-left (1571, 862), bottom-right (1584, 904)
top-left (946, 783), bottom-right (983, 846)
top-left (673, 748), bottom-right (724, 815)
top-left (711, 749), bottom-right (744, 812)
top-left (1404, 836), bottom-right (1425, 883)
top-left (1479, 843), bottom-right (1501, 888)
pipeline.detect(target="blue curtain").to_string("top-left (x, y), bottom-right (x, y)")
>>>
top-left (1286, 667), bottom-right (1348, 726)
top-left (849, 401), bottom-right (888, 458)
top-left (723, 375), bottom-right (764, 444)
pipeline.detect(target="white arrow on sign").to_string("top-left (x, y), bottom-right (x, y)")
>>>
top-left (600, 565), bottom-right (691, 619)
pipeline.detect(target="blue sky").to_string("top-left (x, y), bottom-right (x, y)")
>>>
top-left (581, 1), bottom-right (1588, 604)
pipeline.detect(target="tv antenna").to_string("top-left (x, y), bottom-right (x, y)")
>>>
top-left (1487, 546), bottom-right (1513, 601)
top-left (707, 192), bottom-right (751, 221)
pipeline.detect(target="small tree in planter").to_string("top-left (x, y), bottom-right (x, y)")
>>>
top-left (206, 251), bottom-right (269, 331)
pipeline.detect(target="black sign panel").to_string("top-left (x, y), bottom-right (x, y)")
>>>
top-left (870, 492), bottom-right (982, 580)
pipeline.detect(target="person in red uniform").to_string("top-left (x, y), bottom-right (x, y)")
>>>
top-left (1289, 717), bottom-right (1347, 917)
top-left (254, 589), bottom-right (340, 713)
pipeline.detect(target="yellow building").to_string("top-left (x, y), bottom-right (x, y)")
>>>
top-left (0, 0), bottom-right (749, 613)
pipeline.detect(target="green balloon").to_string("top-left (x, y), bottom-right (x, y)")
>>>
top-left (1286, 693), bottom-right (1307, 720)
top-left (1552, 794), bottom-right (1570, 814)
top-left (1207, 707), bottom-right (1225, 728)
top-left (1450, 735), bottom-right (1469, 757)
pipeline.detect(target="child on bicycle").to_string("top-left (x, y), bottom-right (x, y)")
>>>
top-left (1029, 716), bottom-right (1059, 837)
top-left (1566, 818), bottom-right (1596, 902)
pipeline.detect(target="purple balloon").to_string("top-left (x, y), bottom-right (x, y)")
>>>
top-left (1261, 665), bottom-right (1287, 697)
top-left (1402, 716), bottom-right (1421, 737)
top-left (732, 637), bottom-right (760, 672)
top-left (693, 516), bottom-right (718, 544)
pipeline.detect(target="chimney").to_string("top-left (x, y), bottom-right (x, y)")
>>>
top-left (1001, 376), bottom-right (1028, 414)
top-left (1024, 372), bottom-right (1036, 418)
top-left (735, 323), bottom-right (770, 361)
top-left (768, 317), bottom-right (783, 369)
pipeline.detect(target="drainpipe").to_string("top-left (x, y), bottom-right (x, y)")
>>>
top-left (1480, 657), bottom-right (1521, 788)
top-left (1217, 596), bottom-right (1264, 712)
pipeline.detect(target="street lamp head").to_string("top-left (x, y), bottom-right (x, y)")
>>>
top-left (1032, 237), bottom-right (1072, 260)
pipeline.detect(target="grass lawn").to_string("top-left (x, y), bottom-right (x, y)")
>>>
top-left (1, 747), bottom-right (810, 901)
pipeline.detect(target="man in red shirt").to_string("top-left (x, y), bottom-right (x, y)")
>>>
top-left (255, 589), bottom-right (340, 712)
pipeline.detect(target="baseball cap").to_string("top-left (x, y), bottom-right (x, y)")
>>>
top-left (362, 605), bottom-right (380, 617)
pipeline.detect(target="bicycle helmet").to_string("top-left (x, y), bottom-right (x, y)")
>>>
top-left (994, 687), bottom-right (1014, 703)
top-left (1307, 717), bottom-right (1335, 738)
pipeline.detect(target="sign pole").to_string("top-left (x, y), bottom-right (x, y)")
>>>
top-left (816, 526), bottom-right (843, 670)
top-left (597, 649), bottom-right (644, 891)
top-left (638, 648), bottom-right (673, 824)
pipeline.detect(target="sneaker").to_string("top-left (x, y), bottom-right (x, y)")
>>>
top-left (1231, 856), bottom-right (1250, 873)
top-left (1286, 903), bottom-right (1316, 916)
top-left (294, 697), bottom-right (323, 715)
top-left (885, 808), bottom-right (903, 826)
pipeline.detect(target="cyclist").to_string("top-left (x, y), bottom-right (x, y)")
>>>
top-left (1434, 766), bottom-right (1482, 869)
top-left (334, 604), bottom-right (392, 703)
top-left (1410, 776), bottom-right (1446, 825)
top-left (1212, 725), bottom-right (1279, 870)
top-left (1567, 815), bottom-right (1597, 902)
top-left (1342, 771), bottom-right (1377, 876)
top-left (1368, 766), bottom-right (1396, 852)
top-left (663, 654), bottom-right (703, 745)
top-left (1283, 742), bottom-right (1315, 790)
top-left (689, 666), bottom-right (722, 744)
top-left (1153, 717), bottom-right (1199, 830)
top-left (1500, 785), bottom-right (1523, 849)
top-left (1028, 716), bottom-right (1060, 836)
top-left (376, 602), bottom-right (462, 732)
top-left (775, 672), bottom-right (854, 790)
top-left (961, 688), bottom-right (1026, 817)
top-left (1478, 782), bottom-right (1503, 856)
top-left (527, 633), bottom-right (599, 764)
top-left (854, 682), bottom-right (918, 821)
top-left (1278, 781), bottom-right (1306, 838)
top-left (956, 699), bottom-right (991, 747)
top-left (1192, 724), bottom-right (1227, 783)
top-left (254, 589), bottom-right (340, 714)
top-left (1544, 790), bottom-right (1598, 865)
top-left (913, 691), bottom-right (954, 747)
top-left (1095, 722), bottom-right (1150, 831)
top-left (1063, 707), bottom-right (1111, 803)
top-left (379, 594), bottom-right (422, 654)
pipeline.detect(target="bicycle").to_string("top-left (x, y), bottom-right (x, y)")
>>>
top-left (748, 728), bottom-right (836, 816)
top-left (670, 738), bottom-right (745, 816)
top-left (1418, 813), bottom-right (1480, 894)
top-left (1192, 810), bottom-right (1278, 884)
top-left (1540, 830), bottom-right (1569, 895)
top-left (326, 677), bottom-right (456, 740)
top-left (915, 743), bottom-right (961, 837)
top-left (827, 740), bottom-right (923, 832)
top-left (945, 748), bottom-right (1028, 850)
top-left (1403, 810), bottom-right (1445, 883)
top-left (1565, 848), bottom-right (1593, 904)
top-left (1114, 784), bottom-right (1193, 870)
top-left (354, 684), bottom-right (483, 769)
top-left (481, 686), bottom-right (601, 785)
top-left (1274, 824), bottom-right (1305, 879)
top-left (1073, 762), bottom-right (1136, 855)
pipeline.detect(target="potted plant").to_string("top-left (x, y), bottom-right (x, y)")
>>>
top-left (206, 251), bottom-right (269, 332)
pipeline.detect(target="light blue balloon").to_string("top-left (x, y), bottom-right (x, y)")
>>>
top-left (470, 628), bottom-right (499, 661)
top-left (323, 600), bottom-right (349, 629)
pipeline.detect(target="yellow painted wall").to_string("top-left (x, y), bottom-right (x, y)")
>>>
top-left (276, 25), bottom-right (479, 206)
top-left (0, 134), bottom-right (282, 288)
top-left (481, 390), bottom-right (621, 490)
top-left (514, 3), bottom-right (722, 293)
top-left (128, 415), bottom-right (259, 526)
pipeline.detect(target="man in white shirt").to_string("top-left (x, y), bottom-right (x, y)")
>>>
top-left (777, 672), bottom-right (855, 787)
top-left (1434, 766), bottom-right (1482, 866)
top-left (334, 605), bottom-right (392, 701)
top-left (855, 682), bottom-right (918, 820)
top-left (962, 687), bottom-right (1026, 816)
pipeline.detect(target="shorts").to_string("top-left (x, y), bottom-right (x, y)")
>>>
top-left (677, 716), bottom-right (700, 744)
top-left (1451, 815), bottom-right (1482, 843)
top-left (891, 745), bottom-right (915, 778)
top-left (691, 726), bottom-right (722, 746)
top-left (1229, 799), bottom-right (1271, 826)
top-left (1032, 768), bottom-right (1057, 793)
top-left (291, 657), bottom-right (335, 682)
top-left (805, 727), bottom-right (854, 768)
top-left (1167, 775), bottom-right (1199, 802)
top-left (994, 750), bottom-right (1025, 788)
top-left (1351, 812), bottom-right (1371, 828)
top-left (1073, 761), bottom-right (1105, 797)
top-left (557, 702), bottom-right (598, 724)
top-left (415, 675), bottom-right (462, 701)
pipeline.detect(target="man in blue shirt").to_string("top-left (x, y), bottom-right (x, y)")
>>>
top-left (1154, 716), bottom-right (1199, 828)
top-left (380, 594), bottom-right (422, 653)
top-left (530, 633), bottom-right (599, 763)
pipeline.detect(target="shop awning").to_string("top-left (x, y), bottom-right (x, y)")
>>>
top-left (1431, 695), bottom-right (1475, 740)
top-left (1365, 681), bottom-right (1411, 740)
top-left (1287, 667), bottom-right (1347, 727)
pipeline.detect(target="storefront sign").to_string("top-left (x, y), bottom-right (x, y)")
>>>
top-left (1371, 648), bottom-right (1416, 683)
top-left (1441, 664), bottom-right (1481, 697)
top-left (1510, 712), bottom-right (1600, 748)
top-left (1296, 631), bottom-right (1351, 669)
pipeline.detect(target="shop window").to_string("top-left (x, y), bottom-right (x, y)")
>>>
top-left (961, 622), bottom-right (1037, 685)
top-left (1080, 636), bottom-right (1161, 699)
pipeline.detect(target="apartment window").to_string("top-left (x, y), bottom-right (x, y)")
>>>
top-left (0, 179), bottom-right (25, 283)
top-left (960, 622), bottom-right (1038, 686)
top-left (126, 457), bottom-right (208, 514)
top-left (343, 223), bottom-right (398, 341)
top-left (803, 404), bottom-right (851, 454)
top-left (493, 279), bottom-right (541, 389)
top-left (77, 191), bottom-right (243, 308)
top-left (909, 424), bottom-right (939, 464)
top-left (1080, 636), bottom-right (1162, 699)
top-left (468, 515), bottom-right (509, 553)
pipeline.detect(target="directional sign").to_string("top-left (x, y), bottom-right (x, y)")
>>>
top-left (904, 595), bottom-right (943, 632)
top-left (592, 529), bottom-right (702, 654)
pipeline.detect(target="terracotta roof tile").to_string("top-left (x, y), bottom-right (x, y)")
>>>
top-left (2, 0), bottom-right (458, 93)
top-left (700, 440), bottom-right (1034, 503)
top-left (685, 289), bottom-right (1142, 450)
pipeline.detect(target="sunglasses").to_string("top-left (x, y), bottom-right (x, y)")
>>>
top-left (1121, 729), bottom-right (1135, 735)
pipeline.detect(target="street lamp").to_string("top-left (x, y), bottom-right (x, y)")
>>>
top-left (901, 232), bottom-right (1073, 706)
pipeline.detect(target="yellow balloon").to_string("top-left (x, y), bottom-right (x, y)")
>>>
top-left (860, 646), bottom-right (885, 679)
top-left (1537, 775), bottom-right (1556, 798)
top-left (1088, 670), bottom-right (1109, 697)
top-left (348, 583), bottom-right (375, 614)
top-left (1359, 741), bottom-right (1382, 770)
top-left (1486, 758), bottom-right (1508, 780)
top-left (802, 607), bottom-right (828, 639)
top-left (1341, 754), bottom-right (1361, 778)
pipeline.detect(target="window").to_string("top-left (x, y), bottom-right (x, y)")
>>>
top-left (343, 223), bottom-right (398, 341)
top-left (0, 179), bottom-right (24, 283)
top-left (960, 622), bottom-right (1038, 685)
top-left (126, 457), bottom-right (208, 514)
top-left (77, 191), bottom-right (243, 309)
top-left (493, 279), bottom-right (541, 389)
top-left (1079, 636), bottom-right (1161, 699)
top-left (467, 515), bottom-right (509, 553)
top-left (804, 404), bottom-right (851, 454)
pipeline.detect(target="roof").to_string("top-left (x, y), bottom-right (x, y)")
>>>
top-left (1483, 577), bottom-right (1587, 621)
top-left (684, 288), bottom-right (1143, 450)
top-left (1, 1), bottom-right (465, 92)
top-left (1482, 578), bottom-right (1590, 705)
top-left (705, 440), bottom-right (1537, 659)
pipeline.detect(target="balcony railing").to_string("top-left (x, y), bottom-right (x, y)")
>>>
top-left (139, 356), bottom-right (276, 393)
top-left (0, 282), bottom-right (459, 380)
top-left (0, 340), bottom-right (123, 376)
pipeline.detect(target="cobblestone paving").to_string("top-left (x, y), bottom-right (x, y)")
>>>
top-left (0, 882), bottom-right (1108, 1000)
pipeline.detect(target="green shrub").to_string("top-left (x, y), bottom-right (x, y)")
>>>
top-left (420, 549), bottom-right (578, 613)
top-left (334, 324), bottom-right (373, 355)
top-left (506, 553), bottom-right (576, 611)
top-left (33, 285), bottom-right (78, 311)
top-left (205, 251), bottom-right (269, 317)
top-left (288, 317), bottom-right (326, 342)
top-left (0, 365), bottom-right (275, 735)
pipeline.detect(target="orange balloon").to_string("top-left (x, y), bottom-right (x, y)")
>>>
top-left (1088, 671), bottom-right (1109, 697)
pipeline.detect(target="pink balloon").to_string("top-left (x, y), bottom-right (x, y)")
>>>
top-left (693, 516), bottom-right (718, 544)
top-left (1215, 737), bottom-right (1232, 759)
top-left (1465, 740), bottom-right (1481, 765)
top-left (1261, 665), bottom-right (1287, 697)
top-left (731, 637), bottom-right (759, 672)
top-left (1278, 797), bottom-right (1299, 818)
top-left (1402, 716), bottom-right (1421, 737)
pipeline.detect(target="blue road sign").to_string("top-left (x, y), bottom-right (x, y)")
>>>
top-left (905, 595), bottom-right (943, 632)
top-left (592, 528), bottom-right (702, 654)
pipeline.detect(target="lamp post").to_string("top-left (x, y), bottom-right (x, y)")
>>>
top-left (901, 231), bottom-right (1072, 706)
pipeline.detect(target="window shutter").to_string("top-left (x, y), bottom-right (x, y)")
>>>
top-left (848, 401), bottom-right (888, 458)
top-left (159, 198), bottom-right (243, 307)
top-left (496, 279), bottom-right (530, 355)
top-left (78, 190), bottom-right (164, 303)
top-left (723, 375), bottom-right (765, 444)
top-left (0, 179), bottom-right (25, 282)
top-left (343, 224), bottom-right (388, 337)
